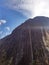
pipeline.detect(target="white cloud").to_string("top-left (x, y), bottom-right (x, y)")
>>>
top-left (5, 27), bottom-right (10, 31)
top-left (0, 20), bottom-right (7, 25)
top-left (0, 22), bottom-right (2, 25)
top-left (1, 0), bottom-right (49, 18)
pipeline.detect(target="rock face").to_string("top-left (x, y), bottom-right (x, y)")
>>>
top-left (0, 16), bottom-right (49, 65)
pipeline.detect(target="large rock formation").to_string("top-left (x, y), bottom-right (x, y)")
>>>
top-left (0, 16), bottom-right (49, 65)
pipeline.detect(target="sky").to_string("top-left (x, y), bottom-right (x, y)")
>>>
top-left (0, 0), bottom-right (49, 39)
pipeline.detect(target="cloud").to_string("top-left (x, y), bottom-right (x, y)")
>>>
top-left (0, 20), bottom-right (7, 25)
top-left (0, 0), bottom-right (49, 18)
top-left (0, 31), bottom-right (3, 39)
top-left (5, 27), bottom-right (10, 31)
top-left (2, 0), bottom-right (33, 17)
top-left (0, 27), bottom-right (10, 39)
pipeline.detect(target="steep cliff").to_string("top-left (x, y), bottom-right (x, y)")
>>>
top-left (0, 16), bottom-right (49, 65)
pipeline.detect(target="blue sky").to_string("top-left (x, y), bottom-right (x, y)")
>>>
top-left (0, 6), bottom-right (27, 39)
top-left (0, 0), bottom-right (49, 39)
